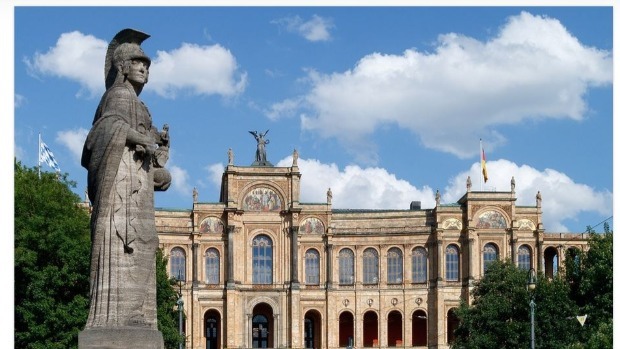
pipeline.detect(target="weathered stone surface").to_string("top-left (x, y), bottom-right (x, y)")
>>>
top-left (79, 28), bottom-right (169, 348)
top-left (78, 327), bottom-right (164, 349)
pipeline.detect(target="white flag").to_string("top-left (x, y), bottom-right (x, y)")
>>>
top-left (39, 140), bottom-right (61, 173)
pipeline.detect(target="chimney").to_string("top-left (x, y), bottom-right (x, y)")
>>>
top-left (410, 201), bottom-right (421, 210)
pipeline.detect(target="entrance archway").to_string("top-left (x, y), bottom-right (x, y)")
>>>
top-left (304, 310), bottom-right (322, 348)
top-left (338, 311), bottom-right (354, 347)
top-left (411, 310), bottom-right (427, 346)
top-left (204, 310), bottom-right (221, 349)
top-left (363, 311), bottom-right (378, 347)
top-left (252, 303), bottom-right (274, 348)
top-left (544, 247), bottom-right (559, 278)
top-left (387, 311), bottom-right (402, 347)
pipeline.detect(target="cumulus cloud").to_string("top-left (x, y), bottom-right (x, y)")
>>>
top-left (24, 31), bottom-right (107, 97)
top-left (442, 159), bottom-right (612, 232)
top-left (206, 163), bottom-right (225, 188)
top-left (57, 128), bottom-right (88, 163)
top-left (276, 156), bottom-right (435, 209)
top-left (272, 15), bottom-right (334, 42)
top-left (15, 94), bottom-right (26, 108)
top-left (24, 31), bottom-right (247, 99)
top-left (149, 43), bottom-right (247, 98)
top-left (169, 165), bottom-right (192, 197)
top-left (271, 12), bottom-right (612, 159)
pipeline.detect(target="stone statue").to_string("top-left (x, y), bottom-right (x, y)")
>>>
top-left (435, 189), bottom-right (441, 206)
top-left (228, 147), bottom-right (234, 165)
top-left (327, 187), bottom-right (332, 204)
top-left (193, 187), bottom-right (198, 203)
top-left (79, 28), bottom-right (169, 349)
top-left (293, 148), bottom-right (298, 166)
top-left (466, 176), bottom-right (472, 192)
top-left (536, 191), bottom-right (542, 208)
top-left (249, 130), bottom-right (272, 166)
top-left (511, 176), bottom-right (516, 193)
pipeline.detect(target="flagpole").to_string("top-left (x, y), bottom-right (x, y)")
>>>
top-left (38, 133), bottom-right (41, 179)
top-left (479, 138), bottom-right (483, 191)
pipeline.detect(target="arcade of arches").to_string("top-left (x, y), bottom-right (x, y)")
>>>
top-left (152, 156), bottom-right (589, 348)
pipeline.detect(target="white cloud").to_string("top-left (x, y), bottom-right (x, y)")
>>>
top-left (169, 165), bottom-right (192, 196)
top-left (149, 43), bottom-right (247, 98)
top-left (56, 128), bottom-right (88, 163)
top-left (272, 15), bottom-right (334, 42)
top-left (206, 163), bottom-right (225, 188)
top-left (442, 159), bottom-right (612, 232)
top-left (24, 31), bottom-right (107, 97)
top-left (276, 156), bottom-right (435, 209)
top-left (273, 12), bottom-right (612, 159)
top-left (24, 31), bottom-right (247, 99)
top-left (15, 94), bottom-right (26, 108)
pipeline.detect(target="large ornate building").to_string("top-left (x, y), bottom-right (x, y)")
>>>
top-left (154, 150), bottom-right (588, 349)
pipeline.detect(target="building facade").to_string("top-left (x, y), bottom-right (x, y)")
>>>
top-left (154, 154), bottom-right (588, 349)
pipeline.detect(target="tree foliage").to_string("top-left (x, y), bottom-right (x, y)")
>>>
top-left (453, 260), bottom-right (579, 349)
top-left (565, 224), bottom-right (613, 348)
top-left (14, 162), bottom-right (91, 348)
top-left (156, 248), bottom-right (184, 349)
top-left (15, 162), bottom-right (184, 349)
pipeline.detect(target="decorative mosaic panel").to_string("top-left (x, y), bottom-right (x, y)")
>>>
top-left (476, 210), bottom-right (507, 229)
top-left (200, 217), bottom-right (224, 234)
top-left (299, 217), bottom-right (325, 234)
top-left (243, 187), bottom-right (282, 212)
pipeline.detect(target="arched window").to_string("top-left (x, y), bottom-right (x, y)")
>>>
top-left (305, 249), bottom-right (320, 285)
top-left (205, 248), bottom-right (220, 284)
top-left (518, 245), bottom-right (532, 270)
top-left (252, 235), bottom-right (273, 284)
top-left (339, 248), bottom-right (355, 285)
top-left (363, 248), bottom-right (379, 284)
top-left (447, 308), bottom-right (459, 344)
top-left (387, 247), bottom-right (403, 284)
top-left (483, 243), bottom-right (498, 273)
top-left (445, 245), bottom-right (459, 281)
top-left (412, 247), bottom-right (428, 283)
top-left (170, 247), bottom-right (186, 281)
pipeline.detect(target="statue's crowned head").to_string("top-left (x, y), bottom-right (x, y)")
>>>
top-left (105, 28), bottom-right (151, 89)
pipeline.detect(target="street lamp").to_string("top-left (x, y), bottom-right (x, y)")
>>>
top-left (176, 273), bottom-right (184, 349)
top-left (527, 268), bottom-right (537, 349)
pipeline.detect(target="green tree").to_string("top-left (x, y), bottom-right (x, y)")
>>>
top-left (15, 162), bottom-right (184, 349)
top-left (14, 162), bottom-right (91, 348)
top-left (453, 260), bottom-right (579, 349)
top-left (565, 224), bottom-right (613, 348)
top-left (156, 248), bottom-right (184, 349)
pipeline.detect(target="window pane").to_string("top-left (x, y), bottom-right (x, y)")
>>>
top-left (252, 235), bottom-right (273, 284)
top-left (363, 248), bottom-right (379, 284)
top-left (171, 247), bottom-right (186, 281)
top-left (518, 245), bottom-right (531, 270)
top-left (339, 248), bottom-right (355, 285)
top-left (387, 248), bottom-right (403, 284)
top-left (412, 247), bottom-right (427, 283)
top-left (205, 248), bottom-right (220, 284)
top-left (305, 249), bottom-right (320, 285)
top-left (445, 245), bottom-right (459, 281)
top-left (483, 243), bottom-right (498, 273)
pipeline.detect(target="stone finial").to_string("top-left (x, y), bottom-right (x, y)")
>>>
top-left (466, 176), bottom-right (472, 192)
top-left (435, 189), bottom-right (441, 206)
top-left (228, 148), bottom-right (233, 165)
top-left (84, 187), bottom-right (89, 202)
top-left (536, 191), bottom-right (542, 208)
top-left (193, 187), bottom-right (198, 203)
top-left (293, 148), bottom-right (299, 166)
top-left (511, 176), bottom-right (515, 193)
top-left (327, 187), bottom-right (333, 204)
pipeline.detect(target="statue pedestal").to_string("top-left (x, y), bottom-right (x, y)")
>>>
top-left (78, 327), bottom-right (164, 349)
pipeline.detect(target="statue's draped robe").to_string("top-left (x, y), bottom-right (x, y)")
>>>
top-left (81, 83), bottom-right (159, 329)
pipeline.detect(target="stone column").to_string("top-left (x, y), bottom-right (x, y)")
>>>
top-left (192, 242), bottom-right (200, 287)
top-left (537, 241), bottom-right (544, 273)
top-left (290, 226), bottom-right (300, 288)
top-left (436, 240), bottom-right (444, 285)
top-left (226, 225), bottom-right (235, 288)
top-left (467, 237), bottom-right (475, 284)
top-left (326, 244), bottom-right (333, 289)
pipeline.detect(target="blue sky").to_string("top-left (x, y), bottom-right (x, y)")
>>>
top-left (10, 5), bottom-right (614, 233)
